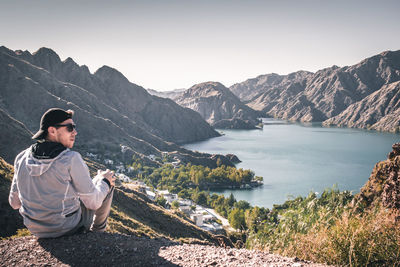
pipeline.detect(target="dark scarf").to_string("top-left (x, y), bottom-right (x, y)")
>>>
top-left (31, 141), bottom-right (67, 159)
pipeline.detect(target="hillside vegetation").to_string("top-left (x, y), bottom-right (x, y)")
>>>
top-left (0, 156), bottom-right (222, 246)
top-left (245, 143), bottom-right (400, 266)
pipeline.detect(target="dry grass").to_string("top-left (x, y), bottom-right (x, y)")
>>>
top-left (277, 207), bottom-right (400, 266)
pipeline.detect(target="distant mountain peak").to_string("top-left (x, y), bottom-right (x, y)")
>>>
top-left (175, 81), bottom-right (260, 128)
top-left (63, 57), bottom-right (77, 65)
top-left (380, 49), bottom-right (400, 57)
top-left (33, 47), bottom-right (61, 61)
top-left (94, 65), bottom-right (129, 83)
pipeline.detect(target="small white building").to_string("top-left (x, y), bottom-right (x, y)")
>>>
top-left (133, 180), bottom-right (146, 187)
top-left (203, 214), bottom-right (214, 222)
top-left (179, 205), bottom-right (192, 215)
top-left (190, 214), bottom-right (204, 227)
top-left (146, 190), bottom-right (156, 201)
top-left (104, 159), bottom-right (114, 165)
top-left (127, 166), bottom-right (135, 173)
top-left (178, 199), bottom-right (193, 206)
top-left (116, 165), bottom-right (125, 173)
top-left (157, 189), bottom-right (169, 195)
top-left (163, 193), bottom-right (178, 204)
top-left (147, 154), bottom-right (156, 161)
top-left (117, 173), bottom-right (131, 183)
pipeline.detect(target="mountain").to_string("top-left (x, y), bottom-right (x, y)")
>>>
top-left (230, 50), bottom-right (400, 131)
top-left (173, 82), bottom-right (261, 129)
top-left (0, 46), bottom-right (230, 166)
top-left (230, 71), bottom-right (313, 102)
top-left (323, 81), bottom-right (400, 132)
top-left (147, 88), bottom-right (186, 99)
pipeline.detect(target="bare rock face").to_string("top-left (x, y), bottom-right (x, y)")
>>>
top-left (230, 71), bottom-right (312, 102)
top-left (0, 46), bottom-right (224, 166)
top-left (382, 144), bottom-right (400, 210)
top-left (174, 82), bottom-right (261, 129)
top-left (323, 81), bottom-right (400, 132)
top-left (353, 143), bottom-right (400, 212)
top-left (231, 50), bottom-right (400, 131)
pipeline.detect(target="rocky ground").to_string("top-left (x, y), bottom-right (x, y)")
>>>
top-left (0, 232), bottom-right (329, 267)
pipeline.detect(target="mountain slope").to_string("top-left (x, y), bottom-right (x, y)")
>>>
top-left (1, 46), bottom-right (219, 144)
top-left (173, 82), bottom-right (261, 128)
top-left (0, 46), bottom-right (227, 166)
top-left (324, 81), bottom-right (400, 132)
top-left (0, 156), bottom-right (222, 244)
top-left (230, 50), bottom-right (400, 130)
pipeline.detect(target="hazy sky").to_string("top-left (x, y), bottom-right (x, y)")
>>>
top-left (1, 0), bottom-right (399, 91)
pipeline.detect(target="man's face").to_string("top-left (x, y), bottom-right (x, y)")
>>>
top-left (52, 118), bottom-right (77, 148)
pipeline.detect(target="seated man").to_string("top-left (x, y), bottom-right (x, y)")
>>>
top-left (9, 108), bottom-right (115, 238)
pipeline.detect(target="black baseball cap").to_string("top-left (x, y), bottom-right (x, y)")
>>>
top-left (32, 108), bottom-right (74, 140)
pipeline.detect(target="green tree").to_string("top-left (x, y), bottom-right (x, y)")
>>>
top-left (245, 206), bottom-right (261, 232)
top-left (226, 193), bottom-right (236, 207)
top-left (193, 191), bottom-right (208, 206)
top-left (171, 200), bottom-right (180, 210)
top-left (235, 200), bottom-right (250, 211)
top-left (156, 196), bottom-right (167, 207)
top-left (228, 208), bottom-right (246, 231)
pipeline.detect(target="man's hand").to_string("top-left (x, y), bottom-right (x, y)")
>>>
top-left (98, 169), bottom-right (116, 187)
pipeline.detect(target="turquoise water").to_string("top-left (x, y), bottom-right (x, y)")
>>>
top-left (184, 119), bottom-right (400, 209)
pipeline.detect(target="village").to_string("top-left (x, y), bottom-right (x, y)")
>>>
top-left (130, 180), bottom-right (227, 234)
top-left (86, 151), bottom-right (230, 234)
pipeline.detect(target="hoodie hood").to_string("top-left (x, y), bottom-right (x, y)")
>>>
top-left (26, 142), bottom-right (68, 176)
top-left (32, 141), bottom-right (66, 159)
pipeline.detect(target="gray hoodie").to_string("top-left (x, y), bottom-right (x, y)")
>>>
top-left (9, 147), bottom-right (110, 238)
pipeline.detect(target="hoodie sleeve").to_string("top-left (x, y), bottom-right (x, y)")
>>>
top-left (9, 151), bottom-right (25, 210)
top-left (69, 152), bottom-right (109, 210)
top-left (9, 174), bottom-right (21, 210)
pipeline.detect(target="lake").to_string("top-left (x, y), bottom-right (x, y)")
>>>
top-left (184, 119), bottom-right (400, 209)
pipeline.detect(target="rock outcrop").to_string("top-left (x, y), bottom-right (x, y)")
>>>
top-left (230, 50), bottom-right (400, 131)
top-left (353, 143), bottom-right (400, 212)
top-left (173, 82), bottom-right (261, 129)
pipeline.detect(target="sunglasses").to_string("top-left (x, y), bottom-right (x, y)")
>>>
top-left (54, 123), bottom-right (76, 132)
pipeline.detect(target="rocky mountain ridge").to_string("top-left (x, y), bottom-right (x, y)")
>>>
top-left (0, 46), bottom-right (233, 167)
top-left (230, 50), bottom-right (400, 132)
top-left (147, 88), bottom-right (186, 99)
